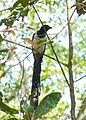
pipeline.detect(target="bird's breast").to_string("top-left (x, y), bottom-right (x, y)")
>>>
top-left (33, 35), bottom-right (47, 54)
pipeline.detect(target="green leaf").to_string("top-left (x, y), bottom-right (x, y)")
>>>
top-left (0, 101), bottom-right (18, 115)
top-left (34, 92), bottom-right (61, 119)
top-left (37, 39), bottom-right (47, 44)
top-left (20, 10), bottom-right (28, 16)
top-left (21, 0), bottom-right (29, 7)
top-left (71, 2), bottom-right (82, 8)
top-left (48, 40), bottom-right (54, 44)
top-left (23, 101), bottom-right (34, 112)
top-left (0, 34), bottom-right (3, 42)
top-left (0, 49), bottom-right (9, 53)
top-left (16, 6), bottom-right (24, 11)
top-left (0, 18), bottom-right (7, 26)
top-left (7, 118), bottom-right (18, 120)
top-left (0, 92), bottom-right (3, 102)
top-left (10, 11), bottom-right (19, 17)
top-left (12, 0), bottom-right (21, 10)
top-left (5, 20), bottom-right (14, 27)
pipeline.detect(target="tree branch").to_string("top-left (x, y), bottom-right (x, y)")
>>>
top-left (3, 39), bottom-right (32, 50)
top-left (66, 0), bottom-right (76, 119)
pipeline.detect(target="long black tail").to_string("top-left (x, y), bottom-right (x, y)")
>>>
top-left (31, 54), bottom-right (43, 108)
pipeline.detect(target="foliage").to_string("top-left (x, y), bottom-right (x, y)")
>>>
top-left (34, 92), bottom-right (61, 119)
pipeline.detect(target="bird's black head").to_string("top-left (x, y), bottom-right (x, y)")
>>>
top-left (37, 25), bottom-right (52, 38)
top-left (40, 25), bottom-right (52, 32)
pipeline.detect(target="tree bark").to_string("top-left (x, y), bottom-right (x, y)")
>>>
top-left (66, 0), bottom-right (76, 120)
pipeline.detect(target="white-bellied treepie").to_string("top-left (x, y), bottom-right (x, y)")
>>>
top-left (31, 25), bottom-right (52, 108)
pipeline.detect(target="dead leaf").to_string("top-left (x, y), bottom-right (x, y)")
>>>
top-left (22, 38), bottom-right (38, 48)
top-left (9, 46), bottom-right (17, 51)
top-left (0, 29), bottom-right (15, 35)
top-left (26, 26), bottom-right (35, 31)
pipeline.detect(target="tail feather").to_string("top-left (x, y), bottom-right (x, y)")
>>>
top-left (31, 53), bottom-right (43, 108)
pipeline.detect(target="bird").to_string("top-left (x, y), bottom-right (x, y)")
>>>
top-left (30, 25), bottom-right (52, 108)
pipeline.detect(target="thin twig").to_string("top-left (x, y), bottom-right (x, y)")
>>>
top-left (51, 8), bottom-right (76, 40)
top-left (75, 75), bottom-right (86, 82)
top-left (20, 60), bottom-right (25, 88)
top-left (6, 52), bottom-right (32, 72)
top-left (3, 39), bottom-right (32, 50)
top-left (0, 7), bottom-right (12, 12)
top-left (51, 23), bottom-right (68, 40)
top-left (44, 54), bottom-right (68, 67)
top-left (50, 42), bottom-right (70, 87)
